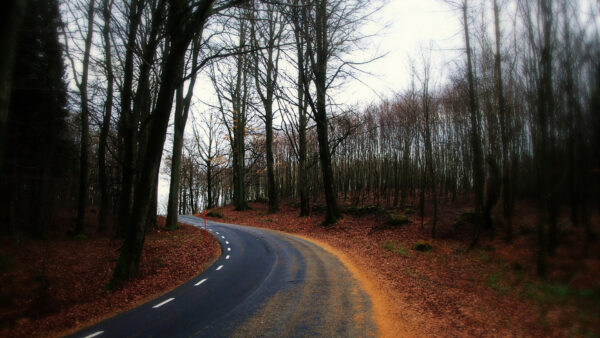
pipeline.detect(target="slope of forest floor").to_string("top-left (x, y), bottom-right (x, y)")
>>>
top-left (0, 216), bottom-right (220, 337)
top-left (202, 199), bottom-right (600, 337)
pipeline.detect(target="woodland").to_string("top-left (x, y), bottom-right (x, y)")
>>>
top-left (0, 0), bottom-right (599, 326)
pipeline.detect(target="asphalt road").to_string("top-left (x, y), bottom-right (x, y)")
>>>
top-left (72, 216), bottom-right (376, 337)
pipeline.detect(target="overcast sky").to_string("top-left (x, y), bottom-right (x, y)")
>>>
top-left (158, 0), bottom-right (468, 212)
top-left (339, 0), bottom-right (463, 106)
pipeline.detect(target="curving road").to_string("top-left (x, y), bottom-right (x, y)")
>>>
top-left (73, 216), bottom-right (376, 337)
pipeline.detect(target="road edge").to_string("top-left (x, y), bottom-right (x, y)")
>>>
top-left (60, 226), bottom-right (222, 338)
top-left (289, 233), bottom-right (413, 338)
top-left (208, 219), bottom-right (415, 338)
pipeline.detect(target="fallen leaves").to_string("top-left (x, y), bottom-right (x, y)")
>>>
top-left (205, 201), bottom-right (599, 337)
top-left (0, 218), bottom-right (220, 337)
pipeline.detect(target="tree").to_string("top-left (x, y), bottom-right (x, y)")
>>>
top-left (1, 0), bottom-right (72, 237)
top-left (97, 0), bottom-right (115, 233)
top-left (0, 0), bottom-right (27, 172)
top-left (250, 1), bottom-right (285, 213)
top-left (461, 0), bottom-right (485, 248)
top-left (492, 0), bottom-right (514, 243)
top-left (166, 35), bottom-right (202, 229)
top-left (66, 0), bottom-right (96, 235)
top-left (192, 110), bottom-right (226, 210)
top-left (115, 0), bottom-right (145, 239)
top-left (110, 0), bottom-right (247, 286)
top-left (210, 12), bottom-right (252, 212)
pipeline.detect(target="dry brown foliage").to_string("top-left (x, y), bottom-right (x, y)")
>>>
top-left (203, 200), bottom-right (599, 337)
top-left (0, 217), bottom-right (220, 337)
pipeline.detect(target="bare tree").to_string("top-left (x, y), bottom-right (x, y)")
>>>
top-left (250, 1), bottom-right (285, 213)
top-left (97, 0), bottom-right (115, 233)
top-left (64, 0), bottom-right (96, 235)
top-left (166, 35), bottom-right (203, 229)
top-left (110, 0), bottom-right (247, 286)
top-left (0, 0), bottom-right (27, 171)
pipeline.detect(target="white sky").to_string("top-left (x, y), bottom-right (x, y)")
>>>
top-left (340, 0), bottom-right (462, 106)
top-left (158, 0), bottom-right (465, 212)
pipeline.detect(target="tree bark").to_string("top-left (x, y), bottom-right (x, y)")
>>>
top-left (463, 0), bottom-right (485, 248)
top-left (0, 0), bottom-right (26, 172)
top-left (493, 0), bottom-right (513, 243)
top-left (290, 0), bottom-right (309, 216)
top-left (110, 0), bottom-right (216, 286)
top-left (233, 16), bottom-right (248, 211)
top-left (307, 0), bottom-right (340, 224)
top-left (98, 0), bottom-right (114, 233)
top-left (75, 0), bottom-right (96, 235)
top-left (166, 38), bottom-right (200, 228)
top-left (116, 0), bottom-right (144, 239)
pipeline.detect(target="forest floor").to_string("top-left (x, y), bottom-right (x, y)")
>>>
top-left (202, 199), bottom-right (600, 337)
top-left (0, 216), bottom-right (220, 337)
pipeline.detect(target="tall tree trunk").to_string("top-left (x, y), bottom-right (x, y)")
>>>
top-left (463, 0), bottom-right (485, 248)
top-left (251, 5), bottom-right (282, 214)
top-left (233, 17), bottom-right (248, 211)
top-left (116, 0), bottom-right (144, 239)
top-left (265, 104), bottom-right (278, 213)
top-left (493, 0), bottom-right (513, 243)
top-left (535, 0), bottom-right (556, 275)
top-left (98, 0), bottom-right (114, 233)
top-left (206, 161), bottom-right (213, 209)
top-left (110, 0), bottom-right (215, 286)
top-left (166, 38), bottom-right (199, 227)
top-left (166, 82), bottom-right (186, 228)
top-left (312, 0), bottom-right (340, 224)
top-left (292, 0), bottom-right (309, 217)
top-left (75, 0), bottom-right (96, 235)
top-left (297, 84), bottom-right (309, 217)
top-left (0, 0), bottom-right (26, 172)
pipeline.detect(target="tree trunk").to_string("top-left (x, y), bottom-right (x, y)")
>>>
top-left (535, 0), bottom-right (555, 275)
top-left (166, 82), bottom-right (186, 228)
top-left (110, 0), bottom-right (214, 286)
top-left (292, 0), bottom-right (309, 217)
top-left (0, 0), bottom-right (26, 172)
top-left (493, 0), bottom-right (513, 243)
top-left (313, 0), bottom-right (339, 225)
top-left (166, 34), bottom-right (200, 228)
top-left (75, 0), bottom-right (96, 235)
top-left (98, 0), bottom-right (114, 233)
top-left (463, 0), bottom-right (485, 248)
top-left (233, 17), bottom-right (248, 211)
top-left (206, 161), bottom-right (213, 209)
top-left (265, 104), bottom-right (278, 213)
top-left (116, 0), bottom-right (143, 239)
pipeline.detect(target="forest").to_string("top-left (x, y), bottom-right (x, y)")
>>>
top-left (0, 0), bottom-right (599, 325)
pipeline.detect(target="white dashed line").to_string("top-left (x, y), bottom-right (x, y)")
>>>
top-left (227, 247), bottom-right (231, 252)
top-left (152, 298), bottom-right (175, 308)
top-left (225, 241), bottom-right (229, 244)
top-left (221, 236), bottom-right (225, 239)
top-left (195, 278), bottom-right (207, 286)
top-left (226, 255), bottom-right (230, 260)
top-left (83, 331), bottom-right (104, 338)
top-left (216, 265), bottom-right (224, 271)
top-left (216, 232), bottom-right (220, 234)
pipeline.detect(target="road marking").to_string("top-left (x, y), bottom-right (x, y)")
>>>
top-left (225, 241), bottom-right (229, 244)
top-left (216, 232), bottom-right (220, 234)
top-left (83, 331), bottom-right (104, 338)
top-left (221, 236), bottom-right (225, 239)
top-left (216, 265), bottom-right (224, 271)
top-left (227, 247), bottom-right (231, 252)
top-left (226, 255), bottom-right (230, 260)
top-left (152, 298), bottom-right (174, 308)
top-left (195, 278), bottom-right (207, 286)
